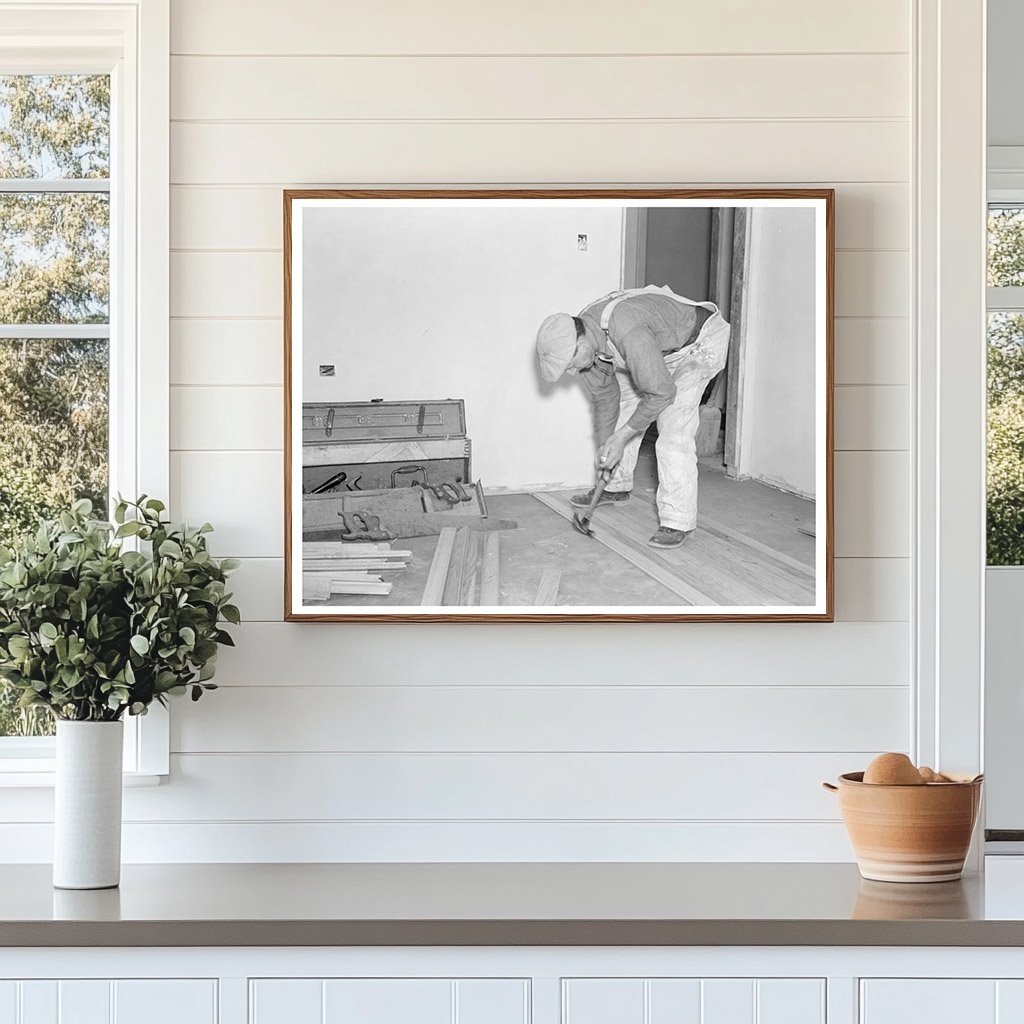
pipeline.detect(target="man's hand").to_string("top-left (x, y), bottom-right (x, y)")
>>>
top-left (596, 429), bottom-right (630, 475)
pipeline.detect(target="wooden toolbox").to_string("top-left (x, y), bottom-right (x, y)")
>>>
top-left (302, 399), bottom-right (472, 493)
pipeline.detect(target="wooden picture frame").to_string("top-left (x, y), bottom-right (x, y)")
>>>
top-left (284, 189), bottom-right (834, 622)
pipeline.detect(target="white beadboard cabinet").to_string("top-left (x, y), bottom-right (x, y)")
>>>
top-left (561, 978), bottom-right (825, 1024)
top-left (860, 979), bottom-right (1024, 1023)
top-left (0, 980), bottom-right (217, 1024)
top-left (6, 949), bottom-right (1024, 1024)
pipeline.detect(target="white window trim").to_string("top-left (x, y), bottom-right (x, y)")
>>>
top-left (0, 0), bottom-right (169, 784)
top-left (913, 0), bottom-right (987, 863)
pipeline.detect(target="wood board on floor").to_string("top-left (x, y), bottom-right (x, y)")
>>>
top-left (532, 490), bottom-right (815, 608)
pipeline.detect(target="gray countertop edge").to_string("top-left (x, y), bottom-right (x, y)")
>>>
top-left (5, 919), bottom-right (1024, 948)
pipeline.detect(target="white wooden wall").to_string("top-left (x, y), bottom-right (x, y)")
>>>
top-left (0, 0), bottom-right (915, 861)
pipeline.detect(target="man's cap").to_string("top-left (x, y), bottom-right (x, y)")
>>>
top-left (536, 313), bottom-right (577, 382)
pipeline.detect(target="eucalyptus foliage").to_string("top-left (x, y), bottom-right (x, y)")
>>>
top-left (0, 497), bottom-right (239, 722)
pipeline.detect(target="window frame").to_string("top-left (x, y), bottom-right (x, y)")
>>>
top-left (0, 0), bottom-right (169, 783)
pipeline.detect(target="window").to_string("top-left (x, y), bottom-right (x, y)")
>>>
top-left (0, 2), bottom-right (169, 778)
top-left (987, 205), bottom-right (1024, 565)
top-left (0, 74), bottom-right (111, 738)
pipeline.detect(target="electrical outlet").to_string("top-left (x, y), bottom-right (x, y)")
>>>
top-left (577, 234), bottom-right (588, 251)
top-left (319, 364), bottom-right (335, 376)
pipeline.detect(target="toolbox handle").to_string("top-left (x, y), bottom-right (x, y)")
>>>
top-left (392, 464), bottom-right (427, 488)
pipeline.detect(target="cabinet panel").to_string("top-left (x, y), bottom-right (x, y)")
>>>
top-left (861, 980), bottom-right (996, 1024)
top-left (58, 982), bottom-right (109, 1024)
top-left (323, 980), bottom-right (451, 1024)
top-left (0, 984), bottom-right (16, 1024)
top-left (113, 981), bottom-right (216, 1024)
top-left (250, 980), bottom-right (322, 1024)
top-left (563, 980), bottom-right (644, 1023)
top-left (701, 980), bottom-right (754, 1024)
top-left (252, 979), bottom-right (528, 1024)
top-left (564, 979), bottom-right (825, 1024)
top-left (455, 980), bottom-right (529, 1024)
top-left (757, 980), bottom-right (825, 1024)
top-left (648, 980), bottom-right (701, 1023)
top-left (999, 981), bottom-right (1024, 1022)
top-left (19, 983), bottom-right (56, 1024)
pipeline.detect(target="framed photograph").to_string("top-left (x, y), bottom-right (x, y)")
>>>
top-left (284, 189), bottom-right (833, 622)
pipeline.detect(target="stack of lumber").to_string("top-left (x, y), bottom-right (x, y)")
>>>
top-left (421, 527), bottom-right (501, 607)
top-left (302, 541), bottom-right (412, 601)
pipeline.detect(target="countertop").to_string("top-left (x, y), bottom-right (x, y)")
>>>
top-left (7, 861), bottom-right (1024, 947)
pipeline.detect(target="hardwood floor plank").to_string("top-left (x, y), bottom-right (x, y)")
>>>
top-left (420, 527), bottom-right (456, 606)
top-left (442, 527), bottom-right (471, 606)
top-left (480, 533), bottom-right (500, 606)
top-left (534, 567), bottom-right (561, 606)
top-left (610, 497), bottom-right (814, 604)
top-left (532, 492), bottom-right (707, 605)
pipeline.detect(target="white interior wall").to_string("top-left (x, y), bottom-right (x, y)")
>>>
top-left (300, 205), bottom-right (622, 490)
top-left (1, 0), bottom-right (914, 863)
top-left (735, 208), bottom-right (817, 497)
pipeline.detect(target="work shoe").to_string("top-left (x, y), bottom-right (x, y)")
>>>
top-left (648, 527), bottom-right (691, 548)
top-left (569, 488), bottom-right (630, 508)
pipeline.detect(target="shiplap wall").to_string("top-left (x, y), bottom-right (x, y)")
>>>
top-left (4, 0), bottom-right (914, 861)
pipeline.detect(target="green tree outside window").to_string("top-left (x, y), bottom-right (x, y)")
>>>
top-left (0, 75), bottom-right (110, 736)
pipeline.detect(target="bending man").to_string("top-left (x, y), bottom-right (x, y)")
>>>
top-left (536, 285), bottom-right (730, 548)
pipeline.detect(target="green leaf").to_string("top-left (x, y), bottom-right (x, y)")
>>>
top-left (220, 604), bottom-right (241, 625)
top-left (39, 622), bottom-right (58, 641)
top-left (130, 634), bottom-right (150, 656)
top-left (8, 635), bottom-right (30, 657)
top-left (158, 539), bottom-right (182, 559)
top-left (178, 626), bottom-right (196, 646)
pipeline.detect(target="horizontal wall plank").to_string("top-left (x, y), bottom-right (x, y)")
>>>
top-left (171, 252), bottom-right (280, 317)
top-left (227, 557), bottom-right (908, 623)
top-left (171, 55), bottom-right (909, 122)
top-left (174, 752), bottom-right (856, 821)
top-left (171, 250), bottom-right (907, 320)
top-left (834, 318), bottom-right (909, 385)
top-left (834, 385), bottom-right (910, 450)
top-left (171, 386), bottom-right (282, 450)
top-left (835, 250), bottom-right (909, 318)
top-left (171, 183), bottom-right (908, 252)
top-left (171, 121), bottom-right (909, 186)
top-left (210, 621), bottom-right (910, 687)
top-left (834, 451), bottom-right (910, 558)
top-left (171, 451), bottom-right (282, 557)
top-left (118, 752), bottom-right (866, 821)
top-left (226, 557), bottom-right (283, 620)
top-left (170, 0), bottom-right (910, 56)
top-left (171, 684), bottom-right (909, 754)
top-left (833, 558), bottom-right (910, 622)
top-left (171, 319), bottom-right (284, 386)
top-left (174, 448), bottom-right (905, 560)
top-left (0, 820), bottom-right (857, 863)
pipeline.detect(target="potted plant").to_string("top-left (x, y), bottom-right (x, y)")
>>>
top-left (0, 497), bottom-right (239, 889)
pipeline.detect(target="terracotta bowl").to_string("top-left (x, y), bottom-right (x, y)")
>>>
top-left (823, 772), bottom-right (983, 883)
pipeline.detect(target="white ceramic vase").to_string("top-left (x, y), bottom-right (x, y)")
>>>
top-left (53, 720), bottom-right (124, 890)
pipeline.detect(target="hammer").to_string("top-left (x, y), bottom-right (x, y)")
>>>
top-left (571, 470), bottom-right (612, 538)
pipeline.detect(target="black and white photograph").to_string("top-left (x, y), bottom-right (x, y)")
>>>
top-left (285, 191), bottom-right (833, 621)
